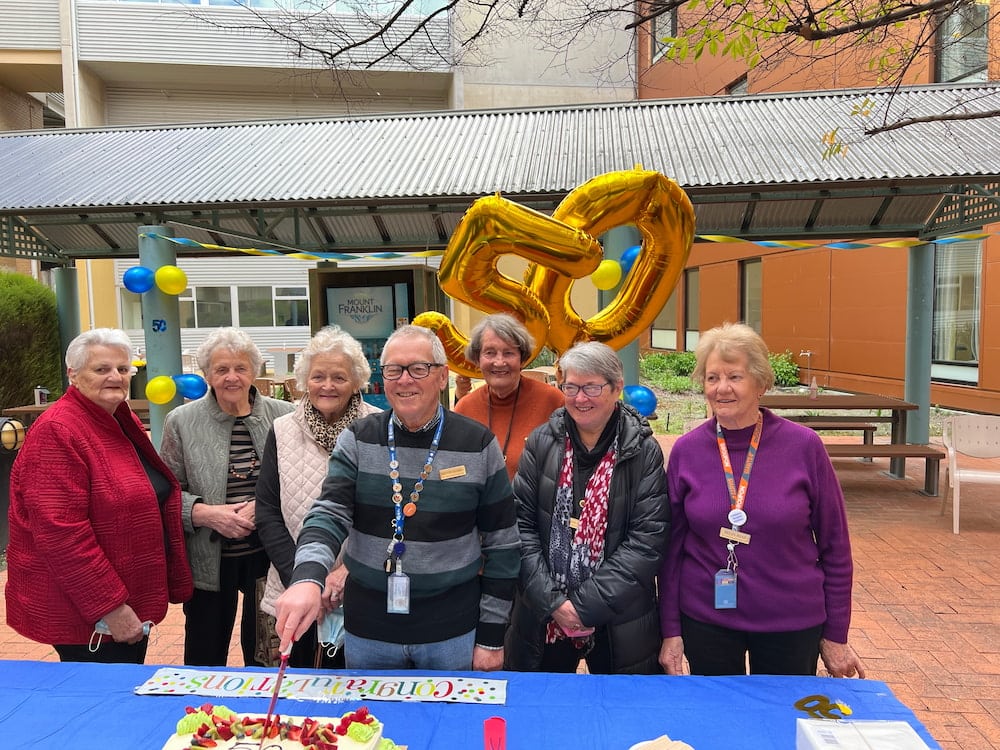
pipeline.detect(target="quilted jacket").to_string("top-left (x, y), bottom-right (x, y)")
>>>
top-left (505, 404), bottom-right (670, 673)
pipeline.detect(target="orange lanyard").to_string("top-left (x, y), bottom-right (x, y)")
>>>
top-left (716, 412), bottom-right (763, 513)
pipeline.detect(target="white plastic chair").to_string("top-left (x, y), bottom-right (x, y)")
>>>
top-left (941, 415), bottom-right (1000, 533)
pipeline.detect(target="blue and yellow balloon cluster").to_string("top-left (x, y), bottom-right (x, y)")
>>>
top-left (123, 264), bottom-right (188, 295)
top-left (146, 373), bottom-right (208, 405)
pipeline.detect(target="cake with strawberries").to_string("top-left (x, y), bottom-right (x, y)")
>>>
top-left (162, 703), bottom-right (402, 750)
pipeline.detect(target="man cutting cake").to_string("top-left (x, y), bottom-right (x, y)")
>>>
top-left (274, 325), bottom-right (521, 671)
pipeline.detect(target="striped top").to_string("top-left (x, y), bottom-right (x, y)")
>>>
top-left (223, 417), bottom-right (261, 557)
top-left (292, 410), bottom-right (521, 648)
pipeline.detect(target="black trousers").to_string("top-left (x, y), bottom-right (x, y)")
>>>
top-left (183, 548), bottom-right (271, 667)
top-left (538, 627), bottom-right (613, 674)
top-left (55, 638), bottom-right (148, 664)
top-left (680, 612), bottom-right (822, 676)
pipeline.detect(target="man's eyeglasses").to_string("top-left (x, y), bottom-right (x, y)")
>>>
top-left (380, 362), bottom-right (444, 381)
top-left (559, 382), bottom-right (611, 397)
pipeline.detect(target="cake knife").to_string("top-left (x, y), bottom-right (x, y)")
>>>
top-left (259, 643), bottom-right (292, 749)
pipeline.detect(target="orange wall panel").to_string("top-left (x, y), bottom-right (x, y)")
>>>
top-left (828, 248), bottom-right (909, 380)
top-left (760, 249), bottom-right (832, 377)
top-left (699, 261), bottom-right (740, 329)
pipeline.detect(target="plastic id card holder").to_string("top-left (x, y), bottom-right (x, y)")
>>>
top-left (715, 569), bottom-right (737, 609)
top-left (387, 569), bottom-right (410, 614)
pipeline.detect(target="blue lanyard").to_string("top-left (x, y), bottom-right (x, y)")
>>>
top-left (387, 405), bottom-right (444, 546)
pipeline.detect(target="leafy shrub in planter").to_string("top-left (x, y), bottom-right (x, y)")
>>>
top-left (0, 271), bottom-right (62, 411)
top-left (769, 350), bottom-right (800, 387)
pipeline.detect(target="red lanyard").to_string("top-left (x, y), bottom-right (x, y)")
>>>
top-left (716, 412), bottom-right (763, 512)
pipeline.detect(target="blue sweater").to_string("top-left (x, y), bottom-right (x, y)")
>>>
top-left (292, 409), bottom-right (521, 647)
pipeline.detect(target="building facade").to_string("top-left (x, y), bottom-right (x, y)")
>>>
top-left (637, 5), bottom-right (1000, 415)
top-left (0, 0), bottom-right (632, 366)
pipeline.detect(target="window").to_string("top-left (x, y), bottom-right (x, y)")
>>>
top-left (741, 259), bottom-right (761, 333)
top-left (685, 268), bottom-right (700, 351)
top-left (238, 286), bottom-right (274, 327)
top-left (195, 287), bottom-right (233, 328)
top-left (650, 9), bottom-right (677, 63)
top-left (651, 286), bottom-right (679, 349)
top-left (120, 288), bottom-right (143, 329)
top-left (932, 239), bottom-right (980, 384)
top-left (937, 4), bottom-right (988, 83)
top-left (276, 286), bottom-right (310, 326)
top-left (727, 76), bottom-right (749, 96)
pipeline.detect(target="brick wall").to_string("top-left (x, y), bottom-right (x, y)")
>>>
top-left (0, 85), bottom-right (43, 131)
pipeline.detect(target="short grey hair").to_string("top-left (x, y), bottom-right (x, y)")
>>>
top-left (465, 313), bottom-right (535, 365)
top-left (196, 327), bottom-right (263, 376)
top-left (382, 325), bottom-right (447, 366)
top-left (294, 326), bottom-right (371, 391)
top-left (558, 341), bottom-right (623, 385)
top-left (65, 328), bottom-right (134, 371)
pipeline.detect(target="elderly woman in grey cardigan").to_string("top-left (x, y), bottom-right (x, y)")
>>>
top-left (160, 327), bottom-right (293, 667)
top-left (255, 326), bottom-right (380, 669)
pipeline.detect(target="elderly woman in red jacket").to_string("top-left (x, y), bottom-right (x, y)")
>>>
top-left (5, 328), bottom-right (193, 663)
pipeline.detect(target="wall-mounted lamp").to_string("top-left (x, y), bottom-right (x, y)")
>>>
top-left (0, 417), bottom-right (26, 452)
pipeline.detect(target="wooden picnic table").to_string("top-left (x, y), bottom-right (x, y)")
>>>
top-left (759, 392), bottom-right (920, 479)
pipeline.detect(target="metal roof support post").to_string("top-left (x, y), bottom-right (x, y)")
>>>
top-left (600, 225), bottom-right (642, 387)
top-left (904, 242), bottom-right (933, 444)
top-left (53, 266), bottom-right (80, 391)
top-left (139, 225), bottom-right (183, 448)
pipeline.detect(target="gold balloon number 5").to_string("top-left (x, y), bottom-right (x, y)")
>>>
top-left (414, 169), bottom-right (695, 377)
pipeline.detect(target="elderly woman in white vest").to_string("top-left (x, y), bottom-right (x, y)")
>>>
top-left (255, 326), bottom-right (380, 668)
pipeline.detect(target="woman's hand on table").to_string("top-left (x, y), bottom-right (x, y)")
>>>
top-left (192, 500), bottom-right (255, 539)
top-left (819, 638), bottom-right (867, 678)
top-left (659, 636), bottom-right (687, 675)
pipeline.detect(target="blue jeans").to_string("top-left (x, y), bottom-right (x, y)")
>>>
top-left (344, 630), bottom-right (475, 670)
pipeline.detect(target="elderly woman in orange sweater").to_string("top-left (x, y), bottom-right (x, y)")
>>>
top-left (454, 314), bottom-right (565, 479)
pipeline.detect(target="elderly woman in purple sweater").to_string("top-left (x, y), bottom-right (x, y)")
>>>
top-left (658, 322), bottom-right (866, 678)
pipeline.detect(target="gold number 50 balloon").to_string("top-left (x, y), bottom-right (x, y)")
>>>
top-left (414, 168), bottom-right (695, 376)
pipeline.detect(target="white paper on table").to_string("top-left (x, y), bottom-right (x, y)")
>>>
top-left (796, 718), bottom-right (933, 750)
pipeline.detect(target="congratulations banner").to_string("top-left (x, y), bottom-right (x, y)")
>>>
top-left (137, 668), bottom-right (507, 705)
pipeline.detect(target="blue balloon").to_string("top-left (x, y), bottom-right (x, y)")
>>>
top-left (623, 384), bottom-right (657, 417)
top-left (620, 245), bottom-right (641, 276)
top-left (123, 266), bottom-right (155, 294)
top-left (173, 373), bottom-right (208, 400)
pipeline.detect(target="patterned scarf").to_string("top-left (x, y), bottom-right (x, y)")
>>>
top-left (304, 391), bottom-right (364, 453)
top-left (545, 433), bottom-right (618, 644)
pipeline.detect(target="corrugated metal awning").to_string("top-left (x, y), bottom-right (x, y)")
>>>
top-left (2, 82), bottom-right (999, 262)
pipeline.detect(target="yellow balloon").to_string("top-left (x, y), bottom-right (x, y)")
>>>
top-left (146, 375), bottom-right (177, 405)
top-left (155, 265), bottom-right (188, 296)
top-left (591, 259), bottom-right (622, 290)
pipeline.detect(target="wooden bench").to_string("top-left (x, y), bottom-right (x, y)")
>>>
top-left (800, 420), bottom-right (879, 445)
top-left (824, 443), bottom-right (945, 496)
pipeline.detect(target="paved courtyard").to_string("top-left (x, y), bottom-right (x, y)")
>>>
top-left (1, 438), bottom-right (998, 749)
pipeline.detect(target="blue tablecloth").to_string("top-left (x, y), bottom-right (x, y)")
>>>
top-left (0, 660), bottom-right (939, 749)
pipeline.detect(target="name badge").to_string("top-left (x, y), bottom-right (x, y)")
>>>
top-left (387, 569), bottom-right (410, 614)
top-left (439, 465), bottom-right (467, 480)
top-left (719, 527), bottom-right (751, 545)
top-left (715, 569), bottom-right (737, 609)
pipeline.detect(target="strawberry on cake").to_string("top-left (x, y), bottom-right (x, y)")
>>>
top-left (162, 703), bottom-right (402, 750)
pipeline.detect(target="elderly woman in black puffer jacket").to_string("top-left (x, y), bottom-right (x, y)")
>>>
top-left (505, 341), bottom-right (670, 674)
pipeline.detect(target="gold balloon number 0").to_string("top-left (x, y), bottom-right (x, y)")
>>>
top-left (413, 169), bottom-right (695, 377)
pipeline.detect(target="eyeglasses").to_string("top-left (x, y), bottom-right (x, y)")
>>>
top-left (559, 382), bottom-right (612, 397)
top-left (380, 362), bottom-right (444, 381)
